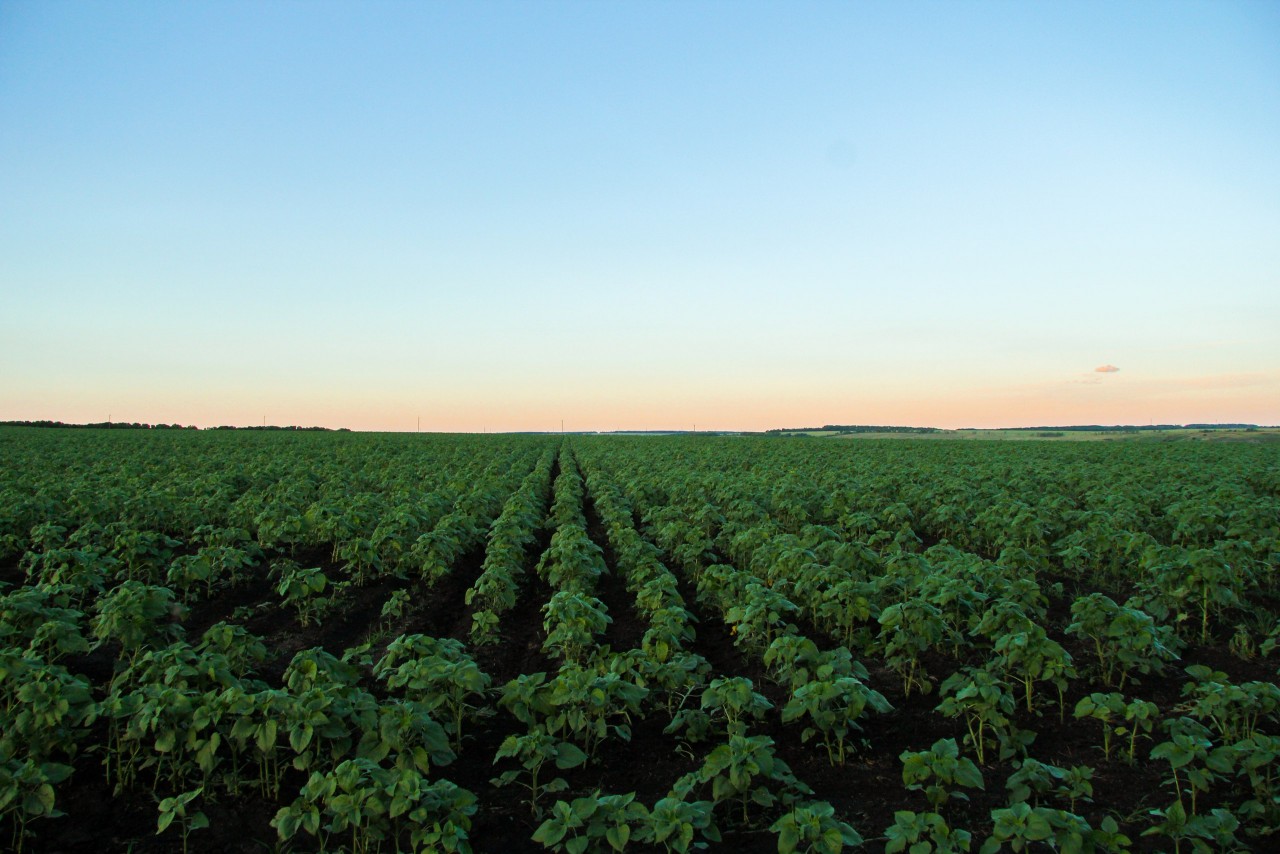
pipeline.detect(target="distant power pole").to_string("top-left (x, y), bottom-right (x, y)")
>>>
top-left (561, 419), bottom-right (564, 434)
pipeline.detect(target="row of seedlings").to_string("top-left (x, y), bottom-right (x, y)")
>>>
top-left (577, 453), bottom-right (866, 851)
top-left (466, 448), bottom-right (558, 646)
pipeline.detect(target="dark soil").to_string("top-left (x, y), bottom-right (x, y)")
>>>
top-left (179, 563), bottom-right (278, 639)
top-left (582, 483), bottom-right (648, 653)
top-left (0, 558), bottom-right (24, 588)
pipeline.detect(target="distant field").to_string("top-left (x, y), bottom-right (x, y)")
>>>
top-left (780, 427), bottom-right (1280, 442)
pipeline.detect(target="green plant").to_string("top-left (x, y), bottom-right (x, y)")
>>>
top-left (469, 608), bottom-right (502, 644)
top-left (23, 614), bottom-right (90, 664)
top-left (1135, 546), bottom-right (1252, 644)
top-left (647, 651), bottom-right (711, 716)
top-left (156, 787), bottom-right (208, 854)
top-left (1232, 732), bottom-right (1280, 836)
top-left (702, 677), bottom-right (772, 733)
top-left (0, 755), bottom-right (73, 854)
top-left (542, 662), bottom-right (648, 757)
top-left (358, 697), bottom-right (455, 776)
top-left (1148, 717), bottom-right (1237, 820)
top-left (492, 730), bottom-right (588, 816)
top-left (396, 775), bottom-right (478, 853)
top-left (989, 623), bottom-right (1075, 717)
top-left (668, 676), bottom-right (772, 742)
top-left (498, 671), bottom-right (553, 729)
top-left (883, 810), bottom-right (972, 853)
top-left (723, 582), bottom-right (799, 654)
top-left (1180, 664), bottom-right (1279, 742)
top-left (1143, 804), bottom-right (1239, 854)
top-left (541, 591), bottom-right (612, 664)
top-left (375, 635), bottom-right (491, 752)
top-left (90, 581), bottom-right (186, 665)
top-left (979, 803), bottom-right (1093, 854)
top-left (1073, 693), bottom-right (1158, 764)
top-left (1091, 815), bottom-right (1134, 853)
top-left (814, 577), bottom-right (878, 649)
top-left (274, 561), bottom-right (328, 627)
top-left (22, 544), bottom-right (113, 601)
top-left (273, 759), bottom-right (476, 853)
top-left (642, 796), bottom-right (721, 852)
top-left (671, 732), bottom-right (811, 825)
top-left (1, 657), bottom-right (98, 763)
top-left (1005, 758), bottom-right (1093, 812)
top-left (771, 800), bottom-right (861, 853)
top-left (114, 682), bottom-right (212, 791)
top-left (379, 588), bottom-right (412, 629)
top-left (764, 635), bottom-right (867, 692)
top-left (1065, 594), bottom-right (1177, 689)
top-left (165, 554), bottom-right (216, 600)
top-left (0, 587), bottom-right (89, 663)
top-left (936, 668), bottom-right (1030, 764)
top-left (900, 739), bottom-right (984, 813)
top-left (197, 621), bottom-right (267, 676)
top-left (878, 600), bottom-right (949, 697)
top-left (222, 686), bottom-right (291, 797)
top-left (532, 790), bottom-right (650, 852)
top-left (537, 525), bottom-right (606, 593)
top-left (783, 676), bottom-right (891, 766)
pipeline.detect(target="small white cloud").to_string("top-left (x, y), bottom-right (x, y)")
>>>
top-left (1095, 365), bottom-right (1120, 373)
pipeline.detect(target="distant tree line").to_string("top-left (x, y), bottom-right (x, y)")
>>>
top-left (209, 425), bottom-right (346, 432)
top-left (1000, 424), bottom-right (1259, 432)
top-left (0, 420), bottom-right (343, 431)
top-left (766, 424), bottom-right (943, 434)
top-left (0, 420), bottom-right (197, 430)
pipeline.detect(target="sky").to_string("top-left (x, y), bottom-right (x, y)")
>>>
top-left (2, 0), bottom-right (1277, 432)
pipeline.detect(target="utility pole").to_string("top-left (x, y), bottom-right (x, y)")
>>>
top-left (561, 419), bottom-right (564, 434)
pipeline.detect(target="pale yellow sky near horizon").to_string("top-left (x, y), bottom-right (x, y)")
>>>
top-left (7, 367), bottom-right (1277, 432)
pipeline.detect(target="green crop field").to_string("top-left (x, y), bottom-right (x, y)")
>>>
top-left (1, 427), bottom-right (1277, 852)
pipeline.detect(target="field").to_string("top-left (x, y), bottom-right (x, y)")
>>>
top-left (779, 428), bottom-right (1280, 442)
top-left (1, 427), bottom-right (1277, 853)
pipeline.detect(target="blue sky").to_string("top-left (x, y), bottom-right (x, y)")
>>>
top-left (2, 1), bottom-right (1277, 430)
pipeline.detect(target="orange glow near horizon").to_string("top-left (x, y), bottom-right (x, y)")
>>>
top-left (7, 370), bottom-right (1276, 433)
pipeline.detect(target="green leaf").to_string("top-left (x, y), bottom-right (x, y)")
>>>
top-left (1024, 811), bottom-right (1054, 841)
top-left (532, 819), bottom-right (566, 846)
top-left (258, 719), bottom-right (278, 753)
top-left (290, 722), bottom-right (314, 753)
top-left (607, 824), bottom-right (630, 850)
top-left (555, 742), bottom-right (588, 770)
top-left (275, 811), bottom-right (300, 840)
